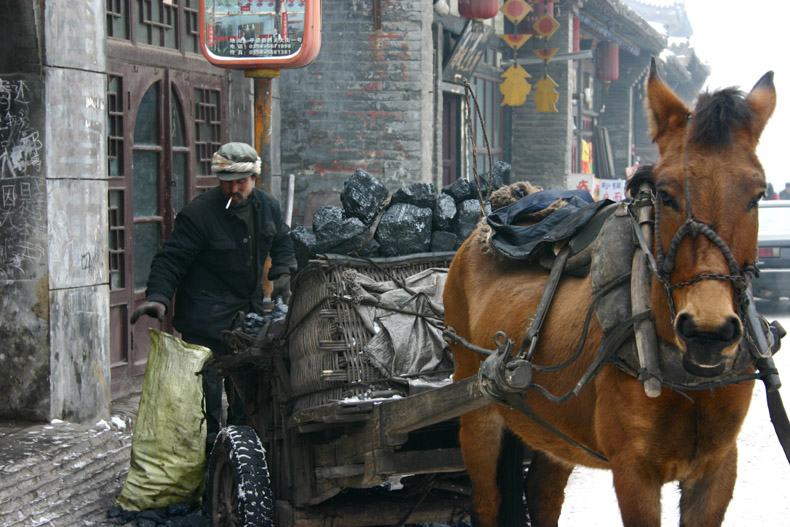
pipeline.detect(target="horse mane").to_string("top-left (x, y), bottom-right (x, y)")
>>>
top-left (690, 88), bottom-right (753, 147)
top-left (625, 164), bottom-right (655, 198)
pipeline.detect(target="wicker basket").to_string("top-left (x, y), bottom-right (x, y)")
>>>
top-left (286, 252), bottom-right (456, 413)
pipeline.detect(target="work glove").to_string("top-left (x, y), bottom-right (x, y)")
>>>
top-left (271, 274), bottom-right (292, 304)
top-left (130, 300), bottom-right (166, 324)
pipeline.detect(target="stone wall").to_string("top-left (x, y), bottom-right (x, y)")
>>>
top-left (0, 0), bottom-right (109, 422)
top-left (0, 67), bottom-right (49, 419)
top-left (279, 0), bottom-right (435, 226)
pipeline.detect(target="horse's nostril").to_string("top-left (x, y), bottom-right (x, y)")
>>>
top-left (675, 313), bottom-right (695, 339)
top-left (722, 316), bottom-right (742, 343)
top-left (675, 313), bottom-right (743, 344)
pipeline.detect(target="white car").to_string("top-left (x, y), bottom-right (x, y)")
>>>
top-left (753, 200), bottom-right (790, 300)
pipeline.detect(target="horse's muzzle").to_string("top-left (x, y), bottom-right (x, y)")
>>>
top-left (675, 313), bottom-right (743, 377)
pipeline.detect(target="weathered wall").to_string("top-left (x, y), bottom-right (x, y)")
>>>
top-left (44, 0), bottom-right (110, 422)
top-left (0, 0), bottom-right (42, 74)
top-left (510, 10), bottom-right (575, 190)
top-left (0, 1), bottom-right (50, 420)
top-left (0, 0), bottom-right (110, 422)
top-left (279, 0), bottom-right (435, 226)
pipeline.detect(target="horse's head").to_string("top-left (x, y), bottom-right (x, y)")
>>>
top-left (644, 59), bottom-right (775, 377)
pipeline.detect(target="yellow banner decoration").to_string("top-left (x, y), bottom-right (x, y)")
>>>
top-left (534, 75), bottom-right (559, 113)
top-left (500, 0), bottom-right (532, 25)
top-left (533, 48), bottom-right (559, 62)
top-left (500, 33), bottom-right (532, 50)
top-left (500, 64), bottom-right (532, 107)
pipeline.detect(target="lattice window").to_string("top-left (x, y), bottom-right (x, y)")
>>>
top-left (109, 190), bottom-right (125, 290)
top-left (106, 0), bottom-right (129, 39)
top-left (107, 75), bottom-right (124, 177)
top-left (108, 74), bottom-right (126, 291)
top-left (137, 0), bottom-right (178, 49)
top-left (183, 0), bottom-right (200, 54)
top-left (194, 87), bottom-right (222, 176)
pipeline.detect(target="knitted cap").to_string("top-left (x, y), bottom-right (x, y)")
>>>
top-left (211, 142), bottom-right (261, 181)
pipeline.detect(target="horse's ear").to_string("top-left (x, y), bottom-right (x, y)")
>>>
top-left (645, 57), bottom-right (690, 151)
top-left (746, 71), bottom-right (776, 140)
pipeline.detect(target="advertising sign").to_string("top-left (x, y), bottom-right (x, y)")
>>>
top-left (567, 174), bottom-right (626, 202)
top-left (443, 20), bottom-right (494, 84)
top-left (200, 0), bottom-right (321, 69)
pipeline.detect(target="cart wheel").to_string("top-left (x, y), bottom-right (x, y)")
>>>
top-left (207, 425), bottom-right (273, 527)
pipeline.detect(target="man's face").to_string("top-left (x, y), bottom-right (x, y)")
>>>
top-left (220, 176), bottom-right (256, 206)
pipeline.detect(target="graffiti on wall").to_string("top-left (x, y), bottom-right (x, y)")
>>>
top-left (1, 77), bottom-right (46, 280)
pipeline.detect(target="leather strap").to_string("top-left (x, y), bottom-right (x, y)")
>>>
top-left (767, 389), bottom-right (790, 464)
top-left (500, 391), bottom-right (608, 463)
top-left (519, 244), bottom-right (571, 358)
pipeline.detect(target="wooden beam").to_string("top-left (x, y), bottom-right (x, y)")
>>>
top-left (378, 376), bottom-right (491, 445)
top-left (502, 49), bottom-right (593, 67)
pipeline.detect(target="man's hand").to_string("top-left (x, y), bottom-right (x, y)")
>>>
top-left (130, 301), bottom-right (166, 324)
top-left (271, 274), bottom-right (292, 304)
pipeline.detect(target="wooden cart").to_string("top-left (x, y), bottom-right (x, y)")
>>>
top-left (204, 252), bottom-right (530, 527)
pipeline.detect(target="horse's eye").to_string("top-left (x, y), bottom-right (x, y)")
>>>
top-left (657, 190), bottom-right (678, 210)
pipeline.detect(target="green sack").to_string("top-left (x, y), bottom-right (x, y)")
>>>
top-left (116, 329), bottom-right (213, 511)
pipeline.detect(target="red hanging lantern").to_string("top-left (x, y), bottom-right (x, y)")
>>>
top-left (458, 0), bottom-right (500, 20)
top-left (596, 42), bottom-right (619, 82)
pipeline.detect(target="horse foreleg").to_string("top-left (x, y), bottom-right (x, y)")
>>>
top-left (524, 450), bottom-right (573, 527)
top-left (678, 446), bottom-right (738, 527)
top-left (459, 407), bottom-right (504, 527)
top-left (611, 463), bottom-right (662, 527)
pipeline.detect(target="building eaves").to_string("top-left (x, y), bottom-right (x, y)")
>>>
top-left (579, 0), bottom-right (667, 55)
top-left (625, 0), bottom-right (693, 38)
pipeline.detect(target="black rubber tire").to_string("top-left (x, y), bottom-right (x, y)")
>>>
top-left (207, 425), bottom-right (274, 527)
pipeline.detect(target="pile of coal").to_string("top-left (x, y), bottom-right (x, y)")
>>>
top-left (291, 163), bottom-right (510, 268)
top-left (107, 502), bottom-right (206, 526)
top-left (239, 302), bottom-right (288, 336)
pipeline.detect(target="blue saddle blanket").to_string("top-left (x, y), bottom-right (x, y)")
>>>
top-left (485, 189), bottom-right (613, 261)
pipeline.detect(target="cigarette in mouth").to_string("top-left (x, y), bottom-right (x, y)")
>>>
top-left (225, 197), bottom-right (233, 209)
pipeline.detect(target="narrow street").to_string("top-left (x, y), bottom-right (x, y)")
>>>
top-left (4, 301), bottom-right (787, 526)
top-left (93, 302), bottom-right (789, 527)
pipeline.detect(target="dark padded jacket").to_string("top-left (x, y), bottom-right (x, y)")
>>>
top-left (145, 186), bottom-right (296, 339)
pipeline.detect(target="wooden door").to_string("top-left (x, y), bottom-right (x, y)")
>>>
top-left (107, 64), bottom-right (225, 397)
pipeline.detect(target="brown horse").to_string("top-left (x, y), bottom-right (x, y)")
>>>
top-left (444, 63), bottom-right (776, 527)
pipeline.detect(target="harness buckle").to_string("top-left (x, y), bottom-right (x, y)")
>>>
top-left (480, 334), bottom-right (534, 393)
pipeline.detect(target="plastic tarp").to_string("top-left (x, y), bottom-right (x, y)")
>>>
top-left (343, 268), bottom-right (455, 388)
top-left (116, 329), bottom-right (212, 511)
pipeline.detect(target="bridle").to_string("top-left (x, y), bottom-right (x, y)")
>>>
top-left (650, 114), bottom-right (757, 323)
